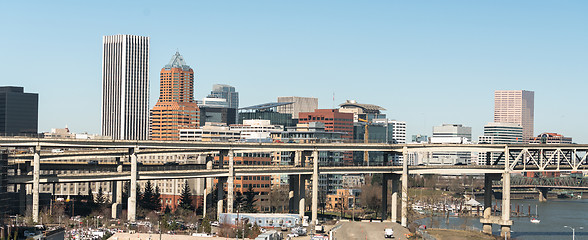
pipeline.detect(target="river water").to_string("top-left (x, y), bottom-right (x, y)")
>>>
top-left (417, 198), bottom-right (588, 240)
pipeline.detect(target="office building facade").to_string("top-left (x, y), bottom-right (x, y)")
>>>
top-left (208, 84), bottom-right (239, 109)
top-left (277, 96), bottom-right (318, 119)
top-left (0, 87), bottom-right (38, 136)
top-left (101, 34), bottom-right (150, 140)
top-left (494, 90), bottom-right (534, 142)
top-left (299, 109), bottom-right (354, 165)
top-left (429, 124), bottom-right (473, 165)
top-left (478, 122), bottom-right (523, 144)
top-left (150, 52), bottom-right (200, 140)
top-left (477, 122), bottom-right (523, 165)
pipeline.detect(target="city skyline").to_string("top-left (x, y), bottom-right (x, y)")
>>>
top-left (2, 1), bottom-right (587, 142)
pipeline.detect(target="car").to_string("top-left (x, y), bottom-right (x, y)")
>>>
top-left (385, 228), bottom-right (394, 238)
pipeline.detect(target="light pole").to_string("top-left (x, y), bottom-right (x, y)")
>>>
top-left (564, 226), bottom-right (583, 240)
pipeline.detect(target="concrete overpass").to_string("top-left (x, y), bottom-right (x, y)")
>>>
top-left (3, 137), bottom-right (588, 239)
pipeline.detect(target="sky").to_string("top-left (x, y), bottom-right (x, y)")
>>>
top-left (1, 1), bottom-right (587, 142)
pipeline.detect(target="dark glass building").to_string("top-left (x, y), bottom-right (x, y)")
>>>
top-left (199, 106), bottom-right (237, 126)
top-left (0, 87), bottom-right (38, 136)
top-left (238, 102), bottom-right (296, 127)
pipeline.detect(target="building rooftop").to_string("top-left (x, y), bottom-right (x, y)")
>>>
top-left (339, 100), bottom-right (386, 112)
top-left (239, 102), bottom-right (293, 111)
top-left (0, 86), bottom-right (25, 93)
top-left (164, 51), bottom-right (191, 71)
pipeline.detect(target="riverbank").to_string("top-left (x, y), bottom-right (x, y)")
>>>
top-left (424, 229), bottom-right (497, 240)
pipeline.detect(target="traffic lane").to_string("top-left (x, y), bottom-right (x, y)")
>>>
top-left (333, 221), bottom-right (410, 240)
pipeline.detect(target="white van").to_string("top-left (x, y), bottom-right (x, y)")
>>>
top-left (385, 228), bottom-right (394, 238)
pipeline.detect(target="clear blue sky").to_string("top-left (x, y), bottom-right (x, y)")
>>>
top-left (1, 1), bottom-right (587, 142)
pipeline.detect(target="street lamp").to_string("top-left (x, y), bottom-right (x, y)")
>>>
top-left (564, 226), bottom-right (584, 240)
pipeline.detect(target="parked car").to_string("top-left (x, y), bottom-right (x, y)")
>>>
top-left (385, 228), bottom-right (394, 238)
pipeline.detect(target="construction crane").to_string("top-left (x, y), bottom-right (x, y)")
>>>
top-left (358, 118), bottom-right (369, 165)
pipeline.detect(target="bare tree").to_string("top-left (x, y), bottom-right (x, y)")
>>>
top-left (360, 182), bottom-right (382, 219)
top-left (269, 185), bottom-right (289, 213)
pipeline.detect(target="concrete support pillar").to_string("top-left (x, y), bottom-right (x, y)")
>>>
top-left (19, 183), bottom-right (26, 215)
top-left (116, 159), bottom-right (123, 204)
top-left (538, 188), bottom-right (548, 202)
top-left (110, 181), bottom-right (116, 204)
top-left (32, 146), bottom-right (40, 223)
top-left (204, 157), bottom-right (213, 219)
top-left (299, 175), bottom-right (308, 218)
top-left (501, 171), bottom-right (511, 239)
top-left (311, 150), bottom-right (319, 226)
top-left (391, 175), bottom-right (399, 222)
top-left (501, 225), bottom-right (511, 239)
top-left (112, 158), bottom-right (123, 219)
top-left (217, 177), bottom-right (226, 220)
top-left (401, 147), bottom-right (408, 227)
top-left (294, 151), bottom-right (301, 166)
top-left (391, 192), bottom-right (398, 222)
top-left (289, 175), bottom-right (300, 213)
top-left (127, 148), bottom-right (138, 222)
top-left (217, 198), bottom-right (223, 221)
top-left (227, 150), bottom-right (234, 213)
top-left (381, 174), bottom-right (390, 221)
top-left (203, 188), bottom-right (208, 218)
top-left (482, 173), bottom-right (493, 234)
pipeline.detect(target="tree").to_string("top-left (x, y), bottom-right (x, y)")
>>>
top-left (96, 186), bottom-right (105, 205)
top-left (269, 185), bottom-right (289, 213)
top-left (201, 216), bottom-right (211, 233)
top-left (360, 182), bottom-right (382, 219)
top-left (136, 183), bottom-right (143, 210)
top-left (154, 185), bottom-right (162, 211)
top-left (242, 185), bottom-right (258, 213)
top-left (141, 181), bottom-right (155, 210)
top-left (179, 180), bottom-right (194, 211)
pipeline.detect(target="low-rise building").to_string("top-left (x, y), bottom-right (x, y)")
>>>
top-left (529, 132), bottom-right (573, 144)
top-left (325, 189), bottom-right (361, 212)
top-left (179, 122), bottom-right (241, 142)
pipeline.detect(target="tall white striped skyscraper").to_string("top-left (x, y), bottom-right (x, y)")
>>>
top-left (101, 34), bottom-right (150, 140)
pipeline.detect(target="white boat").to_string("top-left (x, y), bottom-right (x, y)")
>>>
top-left (530, 218), bottom-right (541, 224)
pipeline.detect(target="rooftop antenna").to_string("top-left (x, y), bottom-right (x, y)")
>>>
top-left (332, 92), bottom-right (335, 109)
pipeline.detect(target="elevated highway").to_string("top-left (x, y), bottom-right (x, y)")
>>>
top-left (7, 165), bottom-right (505, 184)
top-left (2, 137), bottom-right (588, 239)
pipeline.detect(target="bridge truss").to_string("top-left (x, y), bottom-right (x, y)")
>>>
top-left (506, 146), bottom-right (588, 172)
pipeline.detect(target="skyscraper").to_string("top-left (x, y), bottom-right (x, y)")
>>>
top-left (0, 86), bottom-right (38, 136)
top-left (208, 84), bottom-right (239, 109)
top-left (101, 35), bottom-right (149, 140)
top-left (150, 52), bottom-right (200, 141)
top-left (494, 90), bottom-right (534, 142)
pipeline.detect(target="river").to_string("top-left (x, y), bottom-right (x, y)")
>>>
top-left (416, 198), bottom-right (588, 240)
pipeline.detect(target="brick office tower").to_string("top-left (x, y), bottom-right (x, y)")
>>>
top-left (299, 109), bottom-right (354, 165)
top-left (494, 90), bottom-right (534, 143)
top-left (150, 52), bottom-right (200, 140)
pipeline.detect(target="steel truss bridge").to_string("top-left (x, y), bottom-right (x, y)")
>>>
top-left (1, 137), bottom-right (588, 239)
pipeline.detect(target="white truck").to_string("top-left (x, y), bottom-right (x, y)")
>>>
top-left (385, 228), bottom-right (394, 238)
